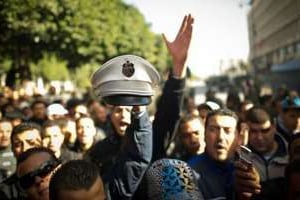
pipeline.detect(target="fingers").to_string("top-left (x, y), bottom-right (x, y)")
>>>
top-left (236, 183), bottom-right (261, 195)
top-left (177, 15), bottom-right (188, 37)
top-left (234, 159), bottom-right (251, 171)
top-left (235, 173), bottom-right (261, 195)
top-left (181, 14), bottom-right (194, 45)
top-left (234, 160), bottom-right (261, 195)
top-left (236, 192), bottom-right (254, 200)
top-left (166, 14), bottom-right (193, 42)
top-left (178, 14), bottom-right (194, 39)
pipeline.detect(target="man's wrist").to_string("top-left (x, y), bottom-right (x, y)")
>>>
top-left (172, 68), bottom-right (186, 79)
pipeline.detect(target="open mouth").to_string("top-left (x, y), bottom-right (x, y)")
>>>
top-left (120, 121), bottom-right (129, 126)
top-left (1, 138), bottom-right (9, 142)
top-left (190, 142), bottom-right (200, 148)
top-left (119, 121), bottom-right (129, 129)
top-left (216, 144), bottom-right (227, 151)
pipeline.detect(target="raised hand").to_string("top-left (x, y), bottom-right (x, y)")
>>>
top-left (163, 14), bottom-right (194, 78)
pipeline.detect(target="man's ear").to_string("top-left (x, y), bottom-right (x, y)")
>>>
top-left (237, 122), bottom-right (249, 146)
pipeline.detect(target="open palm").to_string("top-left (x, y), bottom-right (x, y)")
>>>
top-left (163, 14), bottom-right (194, 75)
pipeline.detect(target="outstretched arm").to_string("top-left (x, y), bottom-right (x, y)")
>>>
top-left (152, 14), bottom-right (194, 161)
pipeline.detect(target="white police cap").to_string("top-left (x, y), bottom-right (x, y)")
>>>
top-left (91, 55), bottom-right (160, 105)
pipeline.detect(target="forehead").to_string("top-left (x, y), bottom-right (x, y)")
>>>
top-left (17, 152), bottom-right (51, 177)
top-left (0, 121), bottom-right (13, 129)
top-left (112, 106), bottom-right (131, 112)
top-left (75, 105), bottom-right (87, 113)
top-left (78, 118), bottom-right (94, 125)
top-left (181, 118), bottom-right (202, 128)
top-left (44, 125), bottom-right (61, 134)
top-left (13, 129), bottom-right (41, 141)
top-left (33, 103), bottom-right (46, 108)
top-left (207, 114), bottom-right (237, 127)
top-left (248, 120), bottom-right (271, 128)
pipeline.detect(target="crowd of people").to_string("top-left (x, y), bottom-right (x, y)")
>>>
top-left (0, 14), bottom-right (300, 200)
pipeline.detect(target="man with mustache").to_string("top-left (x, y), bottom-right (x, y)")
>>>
top-left (188, 109), bottom-right (261, 199)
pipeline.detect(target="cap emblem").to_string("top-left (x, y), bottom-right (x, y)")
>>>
top-left (122, 60), bottom-right (135, 77)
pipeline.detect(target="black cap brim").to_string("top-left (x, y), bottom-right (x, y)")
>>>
top-left (103, 95), bottom-right (152, 106)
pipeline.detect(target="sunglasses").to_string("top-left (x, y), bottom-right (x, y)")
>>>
top-left (19, 159), bottom-right (60, 189)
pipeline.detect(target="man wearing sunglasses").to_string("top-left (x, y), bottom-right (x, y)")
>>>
top-left (16, 147), bottom-right (61, 200)
top-left (245, 106), bottom-right (289, 199)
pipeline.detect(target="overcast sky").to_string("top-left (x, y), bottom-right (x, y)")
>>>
top-left (124, 0), bottom-right (251, 78)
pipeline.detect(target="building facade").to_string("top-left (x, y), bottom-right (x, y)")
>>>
top-left (248, 0), bottom-right (300, 91)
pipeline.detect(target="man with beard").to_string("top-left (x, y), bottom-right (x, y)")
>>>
top-left (188, 109), bottom-right (261, 199)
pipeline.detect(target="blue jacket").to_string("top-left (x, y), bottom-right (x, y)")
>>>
top-left (86, 111), bottom-right (152, 200)
top-left (188, 153), bottom-right (235, 200)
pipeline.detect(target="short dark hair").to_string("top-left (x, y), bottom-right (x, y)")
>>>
top-left (0, 118), bottom-right (12, 124)
top-left (245, 107), bottom-right (273, 124)
top-left (178, 114), bottom-right (201, 130)
top-left (205, 108), bottom-right (238, 129)
top-left (11, 122), bottom-right (42, 141)
top-left (31, 100), bottom-right (48, 109)
top-left (17, 147), bottom-right (58, 166)
top-left (49, 160), bottom-right (101, 200)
